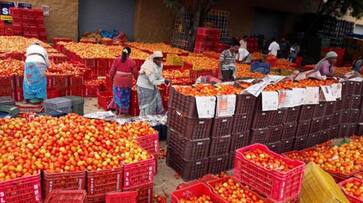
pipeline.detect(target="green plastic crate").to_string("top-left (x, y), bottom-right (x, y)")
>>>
top-left (63, 96), bottom-right (84, 115)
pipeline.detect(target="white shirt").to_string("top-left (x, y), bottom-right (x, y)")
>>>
top-left (268, 41), bottom-right (280, 56)
top-left (25, 44), bottom-right (49, 65)
top-left (239, 40), bottom-right (247, 49)
top-left (238, 48), bottom-right (249, 61)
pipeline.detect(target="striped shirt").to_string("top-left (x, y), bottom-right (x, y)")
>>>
top-left (219, 49), bottom-right (237, 70)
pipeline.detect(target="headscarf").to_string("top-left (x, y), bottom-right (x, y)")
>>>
top-left (315, 51), bottom-right (338, 70)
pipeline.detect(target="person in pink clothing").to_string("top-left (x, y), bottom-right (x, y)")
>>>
top-left (108, 47), bottom-right (138, 115)
top-left (314, 51), bottom-right (338, 77)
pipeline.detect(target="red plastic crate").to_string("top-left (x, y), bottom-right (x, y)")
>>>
top-left (80, 58), bottom-right (96, 68)
top-left (47, 88), bottom-right (60, 99)
top-left (338, 177), bottom-right (363, 203)
top-left (84, 84), bottom-right (98, 97)
top-left (87, 167), bottom-right (122, 196)
top-left (96, 58), bottom-right (113, 68)
top-left (122, 155), bottom-right (155, 189)
top-left (13, 88), bottom-right (23, 102)
top-left (176, 174), bottom-right (218, 190)
top-left (136, 133), bottom-right (160, 156)
top-left (97, 91), bottom-right (113, 110)
top-left (0, 174), bottom-right (42, 203)
top-left (207, 176), bottom-right (267, 203)
top-left (69, 75), bottom-right (84, 87)
top-left (42, 171), bottom-right (86, 198)
top-left (123, 183), bottom-right (153, 203)
top-left (106, 191), bottom-right (137, 203)
top-left (171, 182), bottom-right (225, 203)
top-left (44, 190), bottom-right (87, 203)
top-left (234, 144), bottom-right (305, 202)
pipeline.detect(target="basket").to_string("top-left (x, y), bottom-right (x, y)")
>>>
top-left (122, 155), bottom-right (155, 188)
top-left (171, 182), bottom-right (225, 203)
top-left (310, 118), bottom-right (323, 133)
top-left (0, 174), bottom-right (42, 203)
top-left (209, 135), bottom-right (232, 156)
top-left (313, 103), bottom-right (326, 118)
top-left (87, 168), bottom-right (122, 196)
top-left (281, 138), bottom-right (294, 153)
top-left (329, 125), bottom-right (339, 139)
top-left (281, 122), bottom-right (297, 139)
top-left (350, 109), bottom-right (360, 123)
top-left (267, 141), bottom-right (282, 153)
top-left (252, 111), bottom-right (272, 128)
top-left (167, 109), bottom-right (213, 140)
top-left (352, 95), bottom-right (361, 109)
top-left (324, 101), bottom-right (336, 116)
top-left (136, 133), bottom-right (160, 156)
top-left (340, 110), bottom-right (350, 123)
top-left (105, 191), bottom-right (138, 203)
top-left (44, 190), bottom-right (87, 203)
top-left (284, 107), bottom-right (301, 123)
top-left (97, 91), bottom-right (112, 110)
top-left (210, 117), bottom-right (233, 137)
top-left (234, 144), bottom-right (305, 202)
top-left (44, 97), bottom-right (72, 114)
top-left (343, 95), bottom-right (353, 109)
top-left (332, 111), bottom-right (341, 125)
top-left (42, 171), bottom-right (86, 197)
top-left (322, 115), bottom-right (333, 130)
top-left (167, 148), bottom-right (209, 181)
top-left (299, 105), bottom-right (315, 121)
top-left (208, 154), bottom-right (229, 174)
top-left (338, 178), bottom-right (363, 203)
top-left (123, 183), bottom-right (153, 203)
top-left (230, 131), bottom-right (250, 151)
top-left (167, 129), bottom-right (210, 160)
top-left (231, 113), bottom-right (252, 134)
top-left (235, 93), bottom-right (256, 115)
top-left (268, 125), bottom-right (283, 143)
top-left (168, 87), bottom-right (198, 118)
top-left (250, 128), bottom-right (270, 144)
top-left (293, 134), bottom-right (309, 150)
top-left (207, 176), bottom-right (267, 203)
top-left (271, 109), bottom-right (286, 126)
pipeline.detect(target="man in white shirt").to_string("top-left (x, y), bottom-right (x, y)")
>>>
top-left (239, 35), bottom-right (248, 49)
top-left (238, 47), bottom-right (250, 63)
top-left (268, 38), bottom-right (280, 57)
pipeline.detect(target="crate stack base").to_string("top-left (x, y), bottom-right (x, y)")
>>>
top-left (42, 171), bottom-right (86, 198)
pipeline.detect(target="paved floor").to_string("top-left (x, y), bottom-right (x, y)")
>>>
top-left (84, 98), bottom-right (185, 199)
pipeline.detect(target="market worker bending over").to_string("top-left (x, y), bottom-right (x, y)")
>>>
top-left (345, 56), bottom-right (363, 79)
top-left (23, 42), bottom-right (49, 104)
top-left (136, 51), bottom-right (169, 116)
top-left (312, 51), bottom-right (338, 77)
top-left (219, 39), bottom-right (240, 81)
top-left (108, 47), bottom-right (138, 115)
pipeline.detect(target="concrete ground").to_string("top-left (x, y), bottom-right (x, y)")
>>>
top-left (84, 98), bottom-right (185, 199)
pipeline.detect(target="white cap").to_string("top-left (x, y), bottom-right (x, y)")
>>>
top-left (152, 51), bottom-right (163, 58)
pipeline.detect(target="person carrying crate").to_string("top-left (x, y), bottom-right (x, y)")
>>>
top-left (23, 42), bottom-right (49, 104)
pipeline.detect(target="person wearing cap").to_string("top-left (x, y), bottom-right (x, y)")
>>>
top-left (23, 42), bottom-right (49, 104)
top-left (108, 46), bottom-right (138, 115)
top-left (136, 51), bottom-right (168, 116)
top-left (219, 39), bottom-right (240, 81)
top-left (313, 51), bottom-right (338, 77)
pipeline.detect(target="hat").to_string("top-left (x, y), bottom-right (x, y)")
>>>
top-left (325, 51), bottom-right (338, 59)
top-left (152, 51), bottom-right (163, 59)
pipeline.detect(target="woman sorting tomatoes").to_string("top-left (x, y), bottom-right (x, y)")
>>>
top-left (23, 42), bottom-right (49, 104)
top-left (108, 47), bottom-right (138, 115)
top-left (136, 51), bottom-right (169, 116)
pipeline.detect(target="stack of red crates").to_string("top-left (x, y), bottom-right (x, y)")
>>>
top-left (194, 27), bottom-right (221, 53)
top-left (10, 7), bottom-right (47, 41)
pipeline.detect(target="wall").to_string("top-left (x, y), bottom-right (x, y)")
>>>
top-left (78, 0), bottom-right (135, 39)
top-left (19, 0), bottom-right (79, 41)
top-left (133, 0), bottom-right (175, 42)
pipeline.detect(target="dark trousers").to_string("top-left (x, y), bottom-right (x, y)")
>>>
top-left (221, 69), bottom-right (234, 81)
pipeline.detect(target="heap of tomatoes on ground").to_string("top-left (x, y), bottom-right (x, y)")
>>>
top-left (0, 114), bottom-right (156, 181)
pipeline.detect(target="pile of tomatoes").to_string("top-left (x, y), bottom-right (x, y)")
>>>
top-left (236, 64), bottom-right (265, 79)
top-left (212, 178), bottom-right (265, 203)
top-left (243, 149), bottom-right (293, 172)
top-left (175, 84), bottom-right (247, 96)
top-left (0, 114), bottom-right (156, 181)
top-left (179, 195), bottom-right (213, 203)
top-left (0, 58), bottom-right (24, 76)
top-left (285, 137), bottom-right (363, 175)
top-left (264, 78), bottom-right (337, 91)
top-left (341, 178), bottom-right (363, 201)
top-left (181, 56), bottom-right (219, 71)
top-left (47, 62), bottom-right (87, 76)
top-left (64, 42), bottom-right (121, 58)
top-left (127, 42), bottom-right (188, 55)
